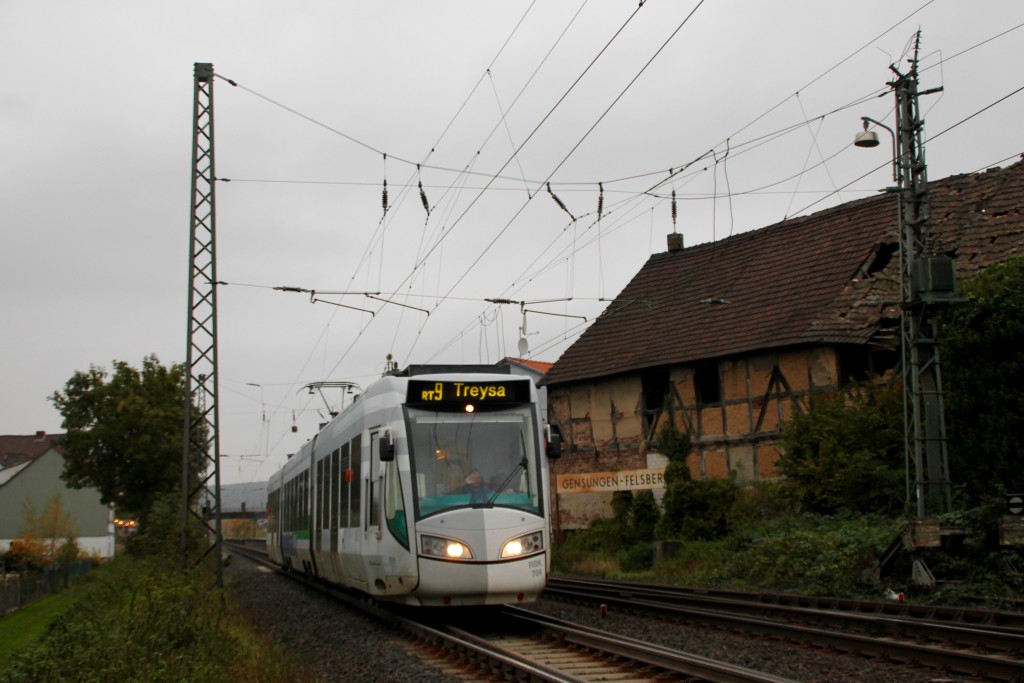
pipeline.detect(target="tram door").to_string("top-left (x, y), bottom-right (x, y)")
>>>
top-left (366, 428), bottom-right (384, 580)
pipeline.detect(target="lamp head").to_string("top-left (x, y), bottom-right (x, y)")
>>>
top-left (854, 118), bottom-right (881, 148)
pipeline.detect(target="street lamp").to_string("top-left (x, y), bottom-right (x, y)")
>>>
top-left (855, 117), bottom-right (898, 184)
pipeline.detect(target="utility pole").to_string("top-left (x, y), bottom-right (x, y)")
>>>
top-left (890, 35), bottom-right (954, 518)
top-left (183, 62), bottom-right (223, 587)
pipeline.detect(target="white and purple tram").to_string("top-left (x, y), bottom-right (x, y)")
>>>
top-left (266, 370), bottom-right (560, 606)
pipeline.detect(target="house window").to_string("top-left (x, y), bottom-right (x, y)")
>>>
top-left (640, 367), bottom-right (670, 433)
top-left (837, 347), bottom-right (871, 385)
top-left (837, 346), bottom-right (899, 386)
top-left (694, 361), bottom-right (721, 405)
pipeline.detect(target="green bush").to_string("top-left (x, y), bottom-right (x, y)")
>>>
top-left (645, 514), bottom-right (903, 596)
top-left (719, 514), bottom-right (901, 595)
top-left (553, 489), bottom-right (662, 575)
top-left (657, 476), bottom-right (737, 541)
top-left (632, 491), bottom-right (659, 543)
top-left (727, 481), bottom-right (796, 536)
top-left (2, 561), bottom-right (219, 682)
top-left (778, 382), bottom-right (904, 516)
top-left (617, 543), bottom-right (655, 572)
top-left (0, 558), bottom-right (300, 683)
top-left (942, 257), bottom-right (1024, 506)
top-left (651, 419), bottom-right (738, 541)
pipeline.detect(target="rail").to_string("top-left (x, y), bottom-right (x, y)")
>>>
top-left (544, 576), bottom-right (1024, 681)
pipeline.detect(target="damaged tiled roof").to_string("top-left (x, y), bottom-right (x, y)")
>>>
top-left (542, 158), bottom-right (1024, 387)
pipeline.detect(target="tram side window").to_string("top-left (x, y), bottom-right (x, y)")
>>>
top-left (267, 489), bottom-right (277, 535)
top-left (341, 442), bottom-right (350, 528)
top-left (319, 460), bottom-right (325, 531)
top-left (275, 488), bottom-right (281, 535)
top-left (291, 477), bottom-right (297, 533)
top-left (303, 470), bottom-right (310, 530)
top-left (288, 478), bottom-right (294, 533)
top-left (322, 460), bottom-right (329, 532)
top-left (315, 460), bottom-right (324, 547)
top-left (330, 448), bottom-right (340, 551)
top-left (291, 478), bottom-right (297, 533)
top-left (350, 434), bottom-right (362, 529)
top-left (299, 473), bottom-right (305, 532)
top-left (290, 478), bottom-right (297, 533)
top-left (319, 458), bottom-right (328, 532)
top-left (369, 432), bottom-right (380, 529)
top-left (293, 476), bottom-right (299, 532)
top-left (284, 480), bottom-right (291, 533)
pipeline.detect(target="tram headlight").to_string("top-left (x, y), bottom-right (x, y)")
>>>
top-left (501, 531), bottom-right (544, 558)
top-left (420, 534), bottom-right (473, 560)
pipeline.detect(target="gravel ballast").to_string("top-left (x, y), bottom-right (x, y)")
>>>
top-left (227, 552), bottom-right (977, 682)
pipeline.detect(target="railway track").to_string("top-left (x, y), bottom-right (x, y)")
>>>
top-left (548, 576), bottom-right (1024, 629)
top-left (226, 541), bottom-right (792, 681)
top-left (419, 606), bottom-right (796, 682)
top-left (544, 576), bottom-right (1024, 681)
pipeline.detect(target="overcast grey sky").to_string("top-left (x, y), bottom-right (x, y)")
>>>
top-left (3, 1), bottom-right (1022, 485)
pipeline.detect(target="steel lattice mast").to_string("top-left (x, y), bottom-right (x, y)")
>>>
top-left (183, 62), bottom-right (223, 587)
top-left (890, 39), bottom-right (954, 518)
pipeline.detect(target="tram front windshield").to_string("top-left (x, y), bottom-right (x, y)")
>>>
top-left (406, 405), bottom-right (541, 519)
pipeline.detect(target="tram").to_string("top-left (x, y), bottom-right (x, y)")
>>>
top-left (266, 368), bottom-right (560, 606)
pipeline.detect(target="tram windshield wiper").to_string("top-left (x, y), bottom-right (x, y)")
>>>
top-left (483, 432), bottom-right (529, 508)
top-left (483, 456), bottom-right (527, 508)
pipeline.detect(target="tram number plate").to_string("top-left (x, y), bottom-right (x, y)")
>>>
top-left (529, 558), bottom-right (543, 577)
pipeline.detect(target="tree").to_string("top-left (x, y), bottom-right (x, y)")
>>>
top-left (942, 257), bottom-right (1024, 505)
top-left (777, 382), bottom-right (904, 516)
top-left (24, 495), bottom-right (79, 565)
top-left (50, 355), bottom-right (192, 520)
top-left (2, 496), bottom-right (79, 571)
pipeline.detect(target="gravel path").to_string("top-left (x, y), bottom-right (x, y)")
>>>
top-left (226, 552), bottom-right (980, 682)
top-left (225, 553), bottom-right (472, 682)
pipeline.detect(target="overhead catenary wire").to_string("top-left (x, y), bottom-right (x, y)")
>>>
top-left (211, 8), bottom-right (1019, 203)
top-left (224, 68), bottom-right (1023, 373)
top-left (407, 1), bottom-right (712, 365)
top-left (341, 1), bottom-right (656, 370)
top-left (213, 6), bottom-right (1024, 478)
top-left (288, 2), bottom-right (594, 391)
top-left (423, 0), bottom-right (707, 303)
top-left (224, 0), bottom-right (648, 461)
top-left (305, 2), bottom-right (671, 374)
top-left (209, 2), bottom-right (546, 479)
top-left (440, 78), bottom-right (1024, 368)
top-left (214, 18), bottom-right (1013, 211)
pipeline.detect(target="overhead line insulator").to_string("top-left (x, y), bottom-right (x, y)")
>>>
top-left (547, 182), bottom-right (575, 221)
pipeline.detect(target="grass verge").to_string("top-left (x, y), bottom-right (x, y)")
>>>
top-left (0, 557), bottom-right (306, 683)
top-left (0, 589), bottom-right (81, 669)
